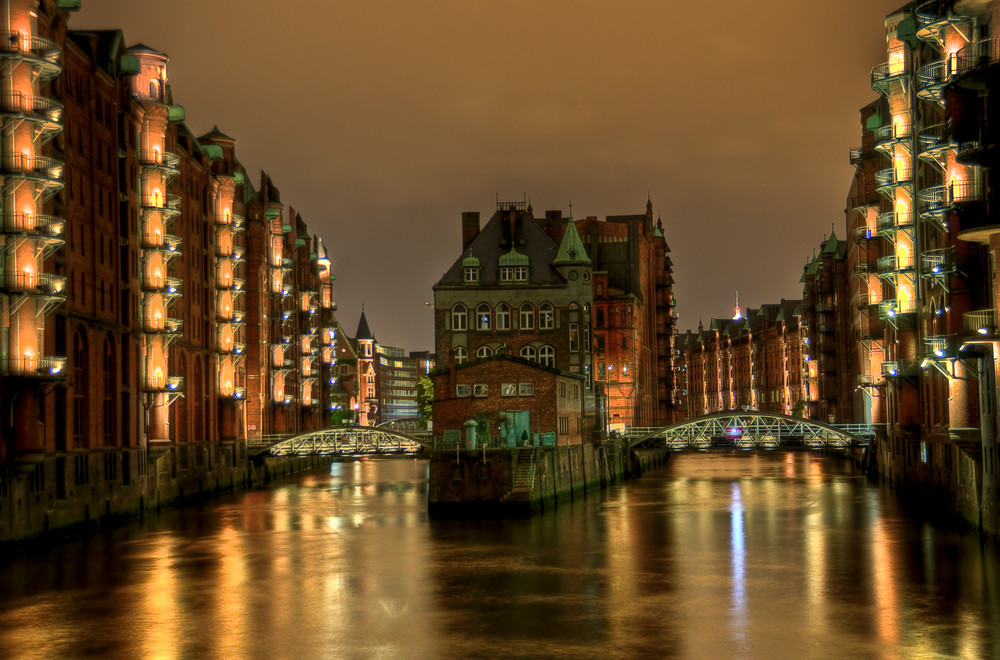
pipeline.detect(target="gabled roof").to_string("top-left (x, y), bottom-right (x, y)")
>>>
top-left (435, 208), bottom-right (563, 287)
top-left (199, 125), bottom-right (236, 143)
top-left (127, 43), bottom-right (168, 58)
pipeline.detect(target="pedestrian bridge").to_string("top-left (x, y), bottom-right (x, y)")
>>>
top-left (627, 412), bottom-right (874, 451)
top-left (262, 425), bottom-right (431, 457)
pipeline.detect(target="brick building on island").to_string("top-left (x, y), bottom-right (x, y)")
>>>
top-left (430, 199), bottom-right (677, 446)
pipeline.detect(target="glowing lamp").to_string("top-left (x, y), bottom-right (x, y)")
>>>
top-left (167, 380), bottom-right (178, 391)
top-left (934, 348), bottom-right (945, 358)
top-left (978, 326), bottom-right (991, 336)
top-left (234, 390), bottom-right (244, 399)
top-left (49, 363), bottom-right (62, 375)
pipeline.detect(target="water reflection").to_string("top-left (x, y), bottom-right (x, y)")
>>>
top-left (0, 453), bottom-right (998, 658)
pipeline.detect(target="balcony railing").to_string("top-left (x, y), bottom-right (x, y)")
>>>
top-left (915, 59), bottom-right (950, 104)
top-left (964, 309), bottom-right (997, 337)
top-left (876, 255), bottom-right (914, 274)
top-left (2, 213), bottom-right (64, 236)
top-left (0, 91), bottom-right (63, 123)
top-left (875, 167), bottom-right (913, 195)
top-left (878, 299), bottom-right (916, 320)
top-left (924, 335), bottom-right (954, 359)
top-left (145, 374), bottom-right (183, 392)
top-left (871, 54), bottom-right (909, 94)
top-left (876, 211), bottom-right (914, 237)
top-left (953, 36), bottom-right (999, 78)
top-left (1, 271), bottom-right (66, 296)
top-left (144, 317), bottom-right (183, 335)
top-left (0, 354), bottom-right (67, 377)
top-left (0, 33), bottom-right (61, 80)
top-left (849, 147), bottom-right (863, 165)
top-left (2, 153), bottom-right (63, 180)
top-left (916, 123), bottom-right (954, 168)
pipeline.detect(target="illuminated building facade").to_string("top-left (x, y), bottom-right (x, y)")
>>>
top-left (857, 0), bottom-right (999, 536)
top-left (0, 1), bottom-right (342, 543)
top-left (676, 300), bottom-right (805, 419)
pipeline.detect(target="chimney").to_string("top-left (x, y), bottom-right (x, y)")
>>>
top-left (462, 211), bottom-right (480, 251)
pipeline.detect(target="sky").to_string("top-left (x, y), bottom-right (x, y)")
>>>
top-left (72, 0), bottom-right (902, 351)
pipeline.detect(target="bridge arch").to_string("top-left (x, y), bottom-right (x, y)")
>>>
top-left (267, 425), bottom-right (430, 456)
top-left (629, 412), bottom-right (872, 451)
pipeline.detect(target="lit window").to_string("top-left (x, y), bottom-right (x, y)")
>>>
top-left (477, 304), bottom-right (491, 331)
top-left (539, 303), bottom-right (554, 330)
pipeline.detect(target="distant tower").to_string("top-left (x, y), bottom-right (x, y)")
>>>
top-left (733, 291), bottom-right (743, 321)
top-left (355, 306), bottom-right (377, 425)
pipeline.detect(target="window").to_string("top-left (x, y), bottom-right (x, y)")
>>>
top-left (539, 345), bottom-right (555, 367)
top-left (454, 346), bottom-right (468, 364)
top-left (596, 336), bottom-right (605, 352)
top-left (463, 267), bottom-right (479, 283)
top-left (452, 304), bottom-right (467, 331)
top-left (501, 383), bottom-right (516, 397)
top-left (496, 304), bottom-right (511, 330)
top-left (559, 382), bottom-right (566, 398)
top-left (477, 304), bottom-right (491, 331)
top-left (514, 266), bottom-right (528, 281)
top-left (569, 323), bottom-right (579, 352)
top-left (520, 345), bottom-right (536, 361)
top-left (476, 346), bottom-right (493, 358)
top-left (367, 386), bottom-right (375, 399)
top-left (558, 417), bottom-right (569, 435)
top-left (500, 266), bottom-right (514, 282)
top-left (473, 384), bottom-right (488, 397)
top-left (596, 309), bottom-right (605, 328)
top-left (456, 383), bottom-right (471, 397)
top-left (519, 304), bottom-right (534, 330)
top-left (518, 382), bottom-right (534, 396)
top-left (539, 303), bottom-right (554, 330)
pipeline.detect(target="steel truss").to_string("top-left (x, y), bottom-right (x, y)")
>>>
top-left (269, 425), bottom-right (428, 456)
top-left (629, 412), bottom-right (872, 451)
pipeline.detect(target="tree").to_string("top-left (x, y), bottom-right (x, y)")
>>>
top-left (417, 375), bottom-right (434, 423)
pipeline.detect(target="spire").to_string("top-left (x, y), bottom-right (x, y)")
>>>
top-left (733, 291), bottom-right (743, 320)
top-left (355, 306), bottom-right (374, 340)
top-left (552, 219), bottom-right (591, 265)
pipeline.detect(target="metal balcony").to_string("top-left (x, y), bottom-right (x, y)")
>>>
top-left (873, 121), bottom-right (911, 157)
top-left (924, 335), bottom-right (955, 359)
top-left (964, 309), bottom-right (997, 337)
top-left (952, 36), bottom-right (998, 82)
top-left (849, 147), bottom-right (863, 165)
top-left (915, 1), bottom-right (972, 48)
top-left (921, 248), bottom-right (955, 290)
top-left (2, 212), bottom-right (64, 237)
top-left (915, 59), bottom-right (950, 105)
top-left (878, 299), bottom-right (916, 321)
top-left (0, 92), bottom-right (63, 142)
top-left (916, 123), bottom-right (954, 170)
top-left (145, 374), bottom-right (183, 392)
top-left (2, 153), bottom-right (63, 197)
top-left (876, 211), bottom-right (914, 239)
top-left (919, 182), bottom-right (982, 232)
top-left (139, 150), bottom-right (181, 180)
top-left (875, 255), bottom-right (914, 279)
top-left (1, 271), bottom-right (66, 296)
top-left (0, 33), bottom-right (62, 80)
top-left (144, 317), bottom-right (183, 335)
top-left (871, 54), bottom-right (909, 95)
top-left (875, 167), bottom-right (912, 197)
top-left (0, 354), bottom-right (67, 378)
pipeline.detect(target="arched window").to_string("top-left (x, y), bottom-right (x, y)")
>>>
top-left (477, 346), bottom-right (493, 358)
top-left (452, 304), bottom-right (467, 331)
top-left (454, 346), bottom-right (468, 364)
top-left (149, 79), bottom-right (162, 101)
top-left (520, 345), bottom-right (537, 361)
top-left (539, 345), bottom-right (555, 367)
top-left (519, 303), bottom-right (534, 330)
top-left (73, 328), bottom-right (88, 448)
top-left (496, 304), bottom-right (511, 330)
top-left (539, 303), bottom-right (554, 330)
top-left (103, 336), bottom-right (115, 447)
top-left (477, 304), bottom-right (491, 331)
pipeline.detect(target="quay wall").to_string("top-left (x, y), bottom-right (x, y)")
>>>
top-left (0, 443), bottom-right (332, 546)
top-left (427, 442), bottom-right (671, 517)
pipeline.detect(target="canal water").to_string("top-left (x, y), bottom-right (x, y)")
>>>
top-left (1, 451), bottom-right (998, 659)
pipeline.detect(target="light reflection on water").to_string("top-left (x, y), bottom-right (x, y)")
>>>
top-left (0, 452), bottom-right (998, 659)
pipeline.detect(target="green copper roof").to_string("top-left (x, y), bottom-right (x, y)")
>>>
top-left (552, 221), bottom-right (591, 265)
top-left (498, 246), bottom-right (530, 266)
top-left (202, 144), bottom-right (223, 160)
top-left (461, 253), bottom-right (480, 267)
top-left (119, 53), bottom-right (139, 74)
top-left (167, 105), bottom-right (185, 123)
top-left (822, 231), bottom-right (840, 254)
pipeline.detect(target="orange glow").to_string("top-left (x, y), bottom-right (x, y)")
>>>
top-left (888, 50), bottom-right (904, 75)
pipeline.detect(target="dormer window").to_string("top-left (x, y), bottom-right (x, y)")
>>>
top-left (498, 247), bottom-right (529, 284)
top-left (462, 253), bottom-right (480, 284)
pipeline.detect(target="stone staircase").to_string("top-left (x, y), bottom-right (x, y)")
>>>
top-left (501, 447), bottom-right (535, 502)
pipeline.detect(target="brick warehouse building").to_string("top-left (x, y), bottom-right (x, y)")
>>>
top-left (431, 199), bottom-right (676, 443)
top-left (0, 1), bottom-right (346, 542)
